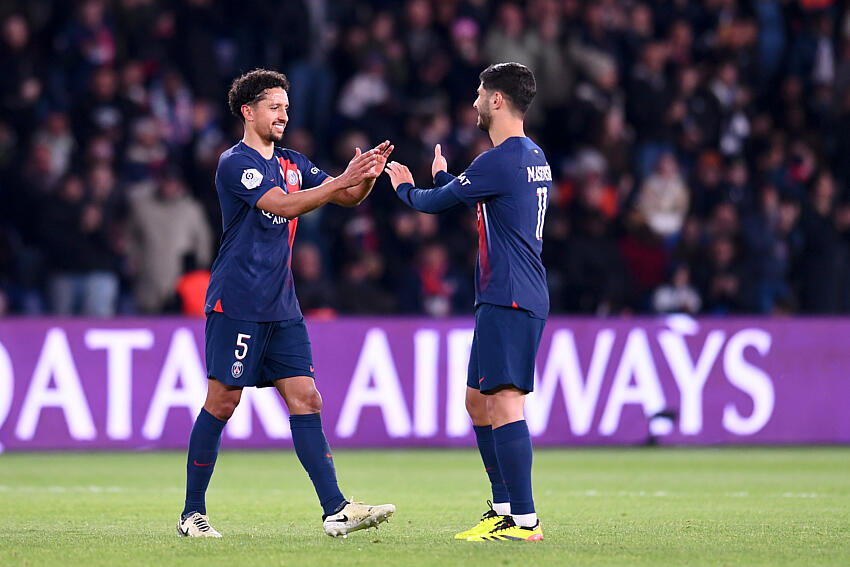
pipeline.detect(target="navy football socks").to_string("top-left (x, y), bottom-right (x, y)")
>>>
top-left (183, 408), bottom-right (227, 518)
top-left (492, 419), bottom-right (535, 515)
top-left (290, 413), bottom-right (346, 516)
top-left (473, 425), bottom-right (510, 506)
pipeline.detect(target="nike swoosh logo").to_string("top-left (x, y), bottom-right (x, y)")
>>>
top-left (328, 515), bottom-right (348, 523)
top-left (479, 377), bottom-right (485, 384)
top-left (193, 460), bottom-right (214, 467)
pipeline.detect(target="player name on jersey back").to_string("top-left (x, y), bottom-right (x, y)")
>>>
top-left (527, 165), bottom-right (552, 182)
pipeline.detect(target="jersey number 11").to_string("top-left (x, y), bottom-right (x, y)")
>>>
top-left (535, 186), bottom-right (548, 240)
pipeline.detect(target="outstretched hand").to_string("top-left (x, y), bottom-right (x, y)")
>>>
top-left (432, 144), bottom-right (448, 179)
top-left (340, 147), bottom-right (381, 187)
top-left (384, 161), bottom-right (415, 191)
top-left (368, 140), bottom-right (394, 178)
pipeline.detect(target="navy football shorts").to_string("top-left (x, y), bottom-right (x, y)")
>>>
top-left (205, 311), bottom-right (315, 388)
top-left (467, 303), bottom-right (546, 394)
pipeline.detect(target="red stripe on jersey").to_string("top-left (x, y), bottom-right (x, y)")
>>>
top-left (213, 299), bottom-right (223, 313)
top-left (277, 158), bottom-right (289, 189)
top-left (278, 157), bottom-right (302, 194)
top-left (287, 218), bottom-right (299, 266)
top-left (476, 202), bottom-right (490, 291)
top-left (279, 157), bottom-right (301, 265)
top-left (512, 301), bottom-right (518, 308)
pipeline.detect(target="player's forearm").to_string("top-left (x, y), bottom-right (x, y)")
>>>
top-left (332, 178), bottom-right (376, 207)
top-left (434, 170), bottom-right (456, 185)
top-left (257, 180), bottom-right (348, 219)
top-left (396, 182), bottom-right (462, 213)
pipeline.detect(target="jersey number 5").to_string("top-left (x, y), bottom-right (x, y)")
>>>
top-left (235, 333), bottom-right (251, 360)
top-left (535, 186), bottom-right (548, 240)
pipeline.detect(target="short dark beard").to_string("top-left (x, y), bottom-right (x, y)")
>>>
top-left (476, 109), bottom-right (491, 132)
top-left (268, 124), bottom-right (285, 143)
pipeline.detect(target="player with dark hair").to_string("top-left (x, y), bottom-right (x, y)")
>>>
top-left (178, 69), bottom-right (395, 539)
top-left (385, 62), bottom-right (549, 542)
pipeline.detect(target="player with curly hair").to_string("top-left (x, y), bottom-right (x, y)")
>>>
top-left (178, 69), bottom-right (394, 539)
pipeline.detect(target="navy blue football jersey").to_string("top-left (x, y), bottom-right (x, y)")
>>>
top-left (447, 137), bottom-right (551, 318)
top-left (204, 141), bottom-right (330, 321)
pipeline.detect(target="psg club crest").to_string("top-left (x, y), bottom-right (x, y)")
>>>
top-left (286, 169), bottom-right (299, 186)
top-left (231, 361), bottom-right (243, 379)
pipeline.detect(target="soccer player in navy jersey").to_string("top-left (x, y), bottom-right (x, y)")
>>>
top-left (385, 63), bottom-right (549, 541)
top-left (178, 69), bottom-right (395, 539)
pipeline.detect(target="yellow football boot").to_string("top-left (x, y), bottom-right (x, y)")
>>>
top-left (466, 515), bottom-right (543, 541)
top-left (453, 501), bottom-right (505, 540)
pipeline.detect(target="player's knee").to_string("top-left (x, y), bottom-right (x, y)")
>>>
top-left (206, 397), bottom-right (240, 421)
top-left (465, 391), bottom-right (488, 423)
top-left (485, 388), bottom-right (525, 427)
top-left (464, 396), bottom-right (480, 417)
top-left (291, 388), bottom-right (323, 414)
top-left (304, 389), bottom-right (323, 413)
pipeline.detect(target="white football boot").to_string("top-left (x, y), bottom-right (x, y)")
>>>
top-left (322, 500), bottom-right (395, 538)
top-left (177, 512), bottom-right (222, 538)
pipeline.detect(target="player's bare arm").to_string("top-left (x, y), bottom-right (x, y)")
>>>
top-left (330, 140), bottom-right (395, 207)
top-left (256, 147), bottom-right (380, 219)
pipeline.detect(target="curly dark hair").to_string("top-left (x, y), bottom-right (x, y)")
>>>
top-left (227, 69), bottom-right (290, 122)
top-left (479, 62), bottom-right (536, 115)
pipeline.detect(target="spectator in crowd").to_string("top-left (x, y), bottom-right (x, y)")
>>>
top-left (124, 117), bottom-right (169, 183)
top-left (292, 241), bottom-right (339, 318)
top-left (741, 184), bottom-right (802, 313)
top-left (636, 152), bottom-right (689, 239)
top-left (33, 111), bottom-right (76, 181)
top-left (336, 251), bottom-right (396, 315)
top-left (42, 174), bottom-right (120, 316)
top-left (798, 171), bottom-right (847, 313)
top-left (0, 14), bottom-right (43, 138)
top-left (126, 172), bottom-right (211, 313)
top-left (696, 236), bottom-right (748, 315)
top-left (652, 263), bottom-right (702, 314)
top-left (149, 68), bottom-right (194, 147)
top-left (399, 240), bottom-right (468, 317)
top-left (628, 41), bottom-right (673, 179)
top-left (562, 209), bottom-right (630, 315)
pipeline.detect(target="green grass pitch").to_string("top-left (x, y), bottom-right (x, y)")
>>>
top-left (1, 447), bottom-right (848, 566)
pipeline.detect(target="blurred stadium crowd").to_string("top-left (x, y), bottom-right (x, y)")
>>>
top-left (2, 0), bottom-right (850, 317)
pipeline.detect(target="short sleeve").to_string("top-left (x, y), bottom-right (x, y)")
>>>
top-left (216, 153), bottom-right (276, 208)
top-left (292, 153), bottom-right (331, 189)
top-left (447, 149), bottom-right (505, 206)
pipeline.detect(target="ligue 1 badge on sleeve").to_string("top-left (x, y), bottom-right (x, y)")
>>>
top-left (231, 360), bottom-right (243, 379)
top-left (286, 169), bottom-right (299, 186)
top-left (241, 168), bottom-right (263, 189)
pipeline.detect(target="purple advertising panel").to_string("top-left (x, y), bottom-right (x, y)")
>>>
top-left (0, 315), bottom-right (848, 451)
